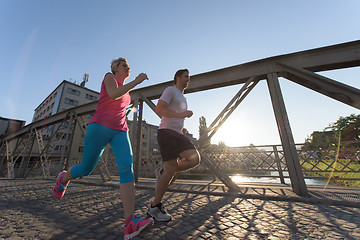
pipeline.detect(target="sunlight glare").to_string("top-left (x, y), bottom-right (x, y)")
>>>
top-left (231, 175), bottom-right (249, 183)
top-left (211, 116), bottom-right (254, 147)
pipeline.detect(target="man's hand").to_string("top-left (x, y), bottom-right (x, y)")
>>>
top-left (181, 110), bottom-right (193, 118)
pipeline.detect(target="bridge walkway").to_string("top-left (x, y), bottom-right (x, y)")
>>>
top-left (1, 176), bottom-right (359, 239)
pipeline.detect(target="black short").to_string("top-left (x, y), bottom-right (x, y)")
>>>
top-left (157, 129), bottom-right (196, 161)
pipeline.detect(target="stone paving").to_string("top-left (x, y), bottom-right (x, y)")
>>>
top-left (1, 179), bottom-right (360, 240)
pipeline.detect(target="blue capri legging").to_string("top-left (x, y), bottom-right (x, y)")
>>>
top-left (70, 123), bottom-right (134, 183)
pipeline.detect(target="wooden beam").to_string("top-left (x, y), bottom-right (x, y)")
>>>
top-left (266, 73), bottom-right (308, 196)
top-left (278, 63), bottom-right (360, 110)
top-left (131, 40), bottom-right (360, 100)
top-left (3, 40), bottom-right (360, 142)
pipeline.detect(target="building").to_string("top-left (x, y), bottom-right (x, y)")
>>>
top-left (128, 120), bottom-right (160, 159)
top-left (0, 117), bottom-right (26, 138)
top-left (32, 77), bottom-right (99, 159)
top-left (32, 76), bottom-right (98, 123)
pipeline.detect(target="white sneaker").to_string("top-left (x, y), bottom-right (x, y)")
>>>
top-left (147, 203), bottom-right (172, 222)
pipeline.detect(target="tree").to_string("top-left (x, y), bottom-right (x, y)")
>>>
top-left (199, 116), bottom-right (210, 147)
top-left (303, 113), bottom-right (360, 152)
top-left (326, 114), bottom-right (360, 143)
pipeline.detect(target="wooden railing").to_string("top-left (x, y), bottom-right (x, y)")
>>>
top-left (136, 142), bottom-right (360, 185)
top-left (1, 40), bottom-right (360, 195)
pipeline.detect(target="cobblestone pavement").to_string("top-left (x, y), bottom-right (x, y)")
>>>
top-left (1, 179), bottom-right (360, 240)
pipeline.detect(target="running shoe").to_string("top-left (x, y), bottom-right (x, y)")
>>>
top-left (53, 170), bottom-right (69, 200)
top-left (124, 214), bottom-right (153, 240)
top-left (147, 203), bottom-right (172, 222)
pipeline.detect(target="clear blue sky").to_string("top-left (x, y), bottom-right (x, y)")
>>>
top-left (1, 0), bottom-right (359, 146)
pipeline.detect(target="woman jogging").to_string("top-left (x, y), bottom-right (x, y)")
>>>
top-left (52, 57), bottom-right (153, 239)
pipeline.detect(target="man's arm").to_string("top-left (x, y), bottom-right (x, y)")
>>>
top-left (156, 100), bottom-right (193, 119)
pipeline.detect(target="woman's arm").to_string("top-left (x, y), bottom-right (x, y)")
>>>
top-left (104, 73), bottom-right (148, 100)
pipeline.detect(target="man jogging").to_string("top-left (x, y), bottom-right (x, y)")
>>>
top-left (147, 69), bottom-right (200, 221)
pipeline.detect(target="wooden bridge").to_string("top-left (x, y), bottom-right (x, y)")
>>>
top-left (1, 40), bottom-right (360, 197)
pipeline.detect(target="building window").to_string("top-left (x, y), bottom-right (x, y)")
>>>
top-left (78, 146), bottom-right (84, 152)
top-left (55, 145), bottom-right (63, 151)
top-left (142, 134), bottom-right (147, 139)
top-left (64, 98), bottom-right (78, 106)
top-left (67, 87), bottom-right (80, 96)
top-left (86, 94), bottom-right (97, 101)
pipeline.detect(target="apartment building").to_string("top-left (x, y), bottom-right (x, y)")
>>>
top-left (33, 77), bottom-right (98, 123)
top-left (32, 77), bottom-right (99, 157)
top-left (128, 121), bottom-right (160, 159)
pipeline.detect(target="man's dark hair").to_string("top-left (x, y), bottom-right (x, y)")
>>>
top-left (174, 69), bottom-right (189, 84)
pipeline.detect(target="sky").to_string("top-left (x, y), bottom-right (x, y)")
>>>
top-left (1, 0), bottom-right (359, 147)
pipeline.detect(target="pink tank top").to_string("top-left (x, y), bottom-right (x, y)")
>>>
top-left (89, 73), bottom-right (131, 131)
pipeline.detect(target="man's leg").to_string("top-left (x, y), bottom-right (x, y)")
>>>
top-left (153, 149), bottom-right (200, 206)
top-left (148, 159), bottom-right (177, 222)
top-left (153, 159), bottom-right (177, 206)
top-left (177, 149), bottom-right (200, 172)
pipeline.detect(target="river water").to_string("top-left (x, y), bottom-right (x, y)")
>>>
top-left (230, 171), bottom-right (329, 186)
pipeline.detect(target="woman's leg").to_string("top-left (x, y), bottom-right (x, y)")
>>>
top-left (63, 123), bottom-right (111, 183)
top-left (109, 131), bottom-right (135, 220)
top-left (119, 182), bottom-right (135, 220)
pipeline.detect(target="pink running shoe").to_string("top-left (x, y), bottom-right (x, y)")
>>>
top-left (53, 170), bottom-right (69, 200)
top-left (124, 214), bottom-right (153, 240)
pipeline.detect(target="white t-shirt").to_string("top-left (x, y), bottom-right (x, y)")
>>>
top-left (158, 86), bottom-right (188, 134)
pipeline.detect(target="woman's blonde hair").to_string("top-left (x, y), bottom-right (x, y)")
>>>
top-left (111, 57), bottom-right (128, 74)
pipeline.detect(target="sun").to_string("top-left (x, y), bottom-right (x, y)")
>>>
top-left (211, 118), bottom-right (254, 147)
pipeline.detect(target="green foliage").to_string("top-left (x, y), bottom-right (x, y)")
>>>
top-left (199, 116), bottom-right (211, 147)
top-left (326, 113), bottom-right (360, 145)
top-left (303, 113), bottom-right (360, 150)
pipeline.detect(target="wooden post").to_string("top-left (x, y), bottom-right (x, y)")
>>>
top-left (266, 72), bottom-right (308, 196)
top-left (0, 141), bottom-right (6, 174)
top-left (17, 129), bottom-right (36, 178)
top-left (59, 115), bottom-right (74, 172)
top-left (132, 100), bottom-right (143, 183)
top-left (64, 111), bottom-right (78, 171)
top-left (273, 145), bottom-right (285, 184)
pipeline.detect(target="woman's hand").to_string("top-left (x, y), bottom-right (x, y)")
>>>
top-left (134, 73), bottom-right (148, 85)
top-left (105, 72), bottom-right (149, 100)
